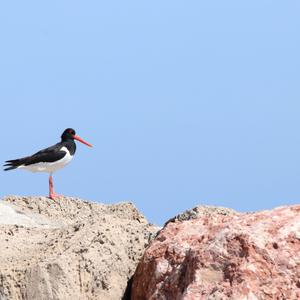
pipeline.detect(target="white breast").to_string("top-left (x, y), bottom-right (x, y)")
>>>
top-left (19, 146), bottom-right (73, 173)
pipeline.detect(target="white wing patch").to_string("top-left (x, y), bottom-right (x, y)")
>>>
top-left (19, 146), bottom-right (73, 173)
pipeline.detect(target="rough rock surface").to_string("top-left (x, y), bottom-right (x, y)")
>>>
top-left (131, 205), bottom-right (300, 300)
top-left (0, 196), bottom-right (158, 300)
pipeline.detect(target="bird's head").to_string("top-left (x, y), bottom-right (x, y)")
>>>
top-left (61, 128), bottom-right (93, 147)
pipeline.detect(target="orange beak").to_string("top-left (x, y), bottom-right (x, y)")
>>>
top-left (73, 135), bottom-right (93, 147)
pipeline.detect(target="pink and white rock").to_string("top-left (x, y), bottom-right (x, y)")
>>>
top-left (131, 205), bottom-right (300, 300)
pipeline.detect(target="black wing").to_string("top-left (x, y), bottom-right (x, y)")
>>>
top-left (4, 142), bottom-right (66, 171)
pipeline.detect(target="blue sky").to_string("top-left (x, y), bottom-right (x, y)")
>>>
top-left (0, 1), bottom-right (300, 224)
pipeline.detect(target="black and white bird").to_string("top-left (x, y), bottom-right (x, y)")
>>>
top-left (4, 128), bottom-right (92, 199)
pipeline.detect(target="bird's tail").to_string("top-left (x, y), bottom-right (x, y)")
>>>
top-left (3, 158), bottom-right (26, 171)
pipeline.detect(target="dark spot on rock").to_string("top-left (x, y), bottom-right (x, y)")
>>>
top-left (74, 225), bottom-right (80, 232)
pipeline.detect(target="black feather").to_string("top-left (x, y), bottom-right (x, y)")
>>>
top-left (4, 165), bottom-right (18, 171)
top-left (3, 140), bottom-right (76, 172)
top-left (3, 158), bottom-right (26, 171)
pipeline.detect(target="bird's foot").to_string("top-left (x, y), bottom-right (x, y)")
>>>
top-left (48, 193), bottom-right (63, 200)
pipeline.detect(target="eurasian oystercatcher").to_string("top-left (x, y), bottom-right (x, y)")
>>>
top-left (4, 128), bottom-right (92, 199)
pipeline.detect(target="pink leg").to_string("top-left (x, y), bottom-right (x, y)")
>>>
top-left (48, 174), bottom-right (61, 200)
